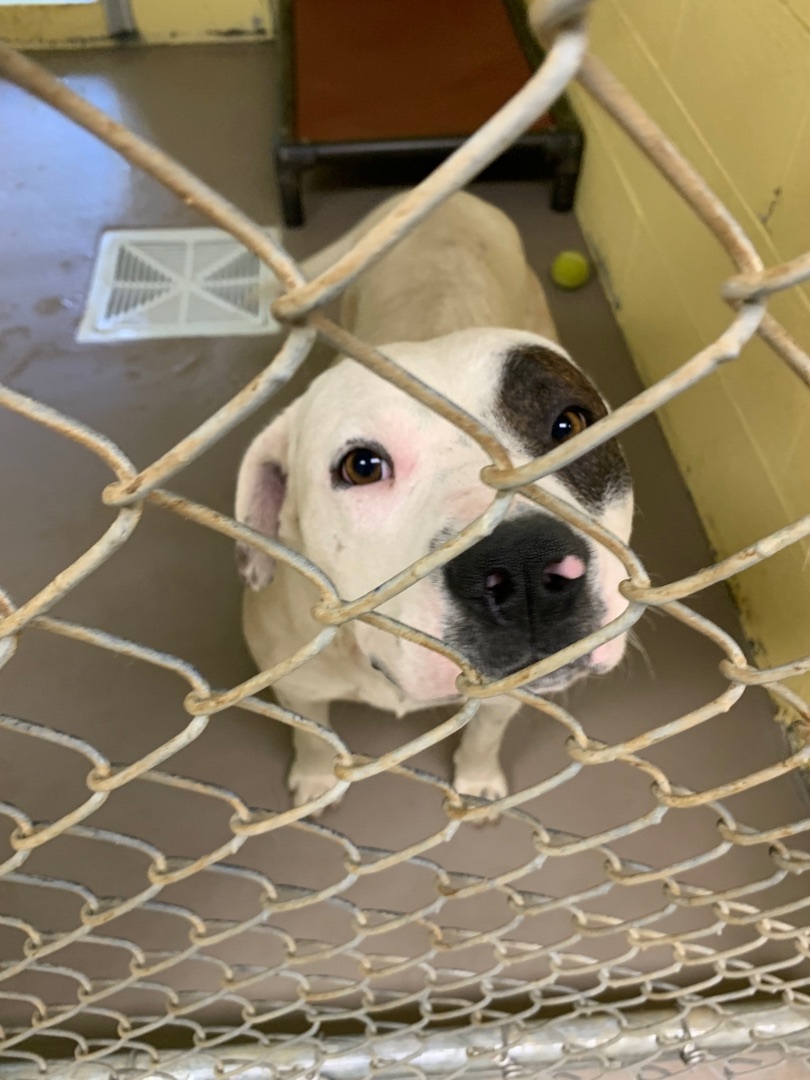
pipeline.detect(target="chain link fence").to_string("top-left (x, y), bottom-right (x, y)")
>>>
top-left (1, 0), bottom-right (810, 1076)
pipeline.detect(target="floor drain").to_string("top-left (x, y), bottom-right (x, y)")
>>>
top-left (77, 227), bottom-right (282, 343)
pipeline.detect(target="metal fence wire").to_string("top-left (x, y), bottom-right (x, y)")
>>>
top-left (1, 0), bottom-right (810, 1076)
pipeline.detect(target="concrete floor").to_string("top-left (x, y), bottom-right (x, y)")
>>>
top-left (1, 42), bottom-right (809, 1069)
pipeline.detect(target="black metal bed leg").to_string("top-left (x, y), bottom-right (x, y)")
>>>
top-left (276, 158), bottom-right (305, 228)
top-left (550, 165), bottom-right (578, 213)
top-left (549, 137), bottom-right (584, 213)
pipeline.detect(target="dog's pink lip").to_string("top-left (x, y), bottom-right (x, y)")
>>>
top-left (589, 638), bottom-right (625, 671)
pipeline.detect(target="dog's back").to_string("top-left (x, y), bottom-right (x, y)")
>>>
top-left (299, 192), bottom-right (557, 347)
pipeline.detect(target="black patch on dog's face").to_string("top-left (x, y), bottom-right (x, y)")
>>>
top-left (496, 344), bottom-right (630, 509)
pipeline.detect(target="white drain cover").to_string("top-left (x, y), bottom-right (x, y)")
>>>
top-left (77, 227), bottom-right (282, 343)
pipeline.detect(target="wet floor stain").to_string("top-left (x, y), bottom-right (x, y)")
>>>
top-left (34, 295), bottom-right (70, 317)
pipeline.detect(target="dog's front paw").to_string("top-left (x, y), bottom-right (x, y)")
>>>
top-left (453, 762), bottom-right (508, 823)
top-left (288, 764), bottom-right (342, 814)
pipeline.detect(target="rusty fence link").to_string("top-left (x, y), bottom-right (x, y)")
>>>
top-left (1, 0), bottom-right (810, 1076)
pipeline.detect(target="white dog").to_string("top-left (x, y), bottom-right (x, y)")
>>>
top-left (236, 192), bottom-right (633, 808)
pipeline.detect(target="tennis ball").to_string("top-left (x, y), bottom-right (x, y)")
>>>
top-left (550, 249), bottom-right (591, 290)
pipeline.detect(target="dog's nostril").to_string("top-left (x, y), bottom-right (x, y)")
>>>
top-left (542, 555), bottom-right (586, 593)
top-left (484, 569), bottom-right (514, 612)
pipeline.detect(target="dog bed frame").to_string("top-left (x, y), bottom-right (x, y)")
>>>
top-left (272, 0), bottom-right (584, 227)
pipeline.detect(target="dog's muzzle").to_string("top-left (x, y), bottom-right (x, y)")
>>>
top-left (442, 516), bottom-right (599, 687)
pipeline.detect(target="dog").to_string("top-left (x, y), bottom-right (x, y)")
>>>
top-left (235, 191), bottom-right (633, 809)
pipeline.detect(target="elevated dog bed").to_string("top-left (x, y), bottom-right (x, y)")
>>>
top-left (273, 0), bottom-right (584, 226)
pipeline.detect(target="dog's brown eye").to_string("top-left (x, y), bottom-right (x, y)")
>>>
top-left (337, 446), bottom-right (392, 486)
top-left (551, 407), bottom-right (590, 442)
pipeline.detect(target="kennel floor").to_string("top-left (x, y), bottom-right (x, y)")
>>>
top-left (0, 42), bottom-right (807, 1068)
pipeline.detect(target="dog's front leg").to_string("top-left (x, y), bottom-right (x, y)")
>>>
top-left (275, 693), bottom-right (342, 810)
top-left (453, 696), bottom-right (521, 804)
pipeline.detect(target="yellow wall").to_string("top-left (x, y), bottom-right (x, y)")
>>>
top-left (0, 0), bottom-right (273, 48)
top-left (0, 3), bottom-right (108, 48)
top-left (131, 0), bottom-right (272, 45)
top-left (571, 0), bottom-right (810, 707)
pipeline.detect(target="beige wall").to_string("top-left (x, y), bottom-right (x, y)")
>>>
top-left (570, 0), bottom-right (810, 706)
top-left (0, 0), bottom-right (273, 48)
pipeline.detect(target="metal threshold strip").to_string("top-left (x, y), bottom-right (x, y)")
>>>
top-left (2, 1005), bottom-right (807, 1078)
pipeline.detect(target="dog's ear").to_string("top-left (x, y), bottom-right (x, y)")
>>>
top-left (235, 402), bottom-right (298, 591)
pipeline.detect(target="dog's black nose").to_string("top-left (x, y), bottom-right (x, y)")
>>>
top-left (443, 516), bottom-right (589, 637)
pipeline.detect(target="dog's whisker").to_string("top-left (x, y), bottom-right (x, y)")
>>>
top-left (626, 630), bottom-right (655, 678)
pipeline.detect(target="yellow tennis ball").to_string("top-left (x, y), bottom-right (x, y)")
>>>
top-left (551, 249), bottom-right (591, 290)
